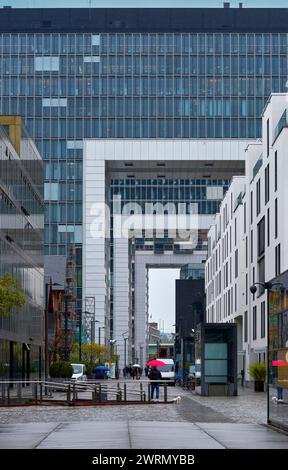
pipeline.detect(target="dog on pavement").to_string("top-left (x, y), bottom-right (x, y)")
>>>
top-left (172, 396), bottom-right (182, 404)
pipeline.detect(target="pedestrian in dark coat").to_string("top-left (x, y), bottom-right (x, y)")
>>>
top-left (148, 366), bottom-right (162, 400)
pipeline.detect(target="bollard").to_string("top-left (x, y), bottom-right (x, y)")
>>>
top-left (67, 384), bottom-right (71, 404)
top-left (143, 391), bottom-right (146, 402)
top-left (124, 383), bottom-right (127, 401)
top-left (148, 383), bottom-right (151, 402)
top-left (164, 382), bottom-right (167, 403)
top-left (39, 383), bottom-right (43, 402)
top-left (99, 384), bottom-right (102, 403)
top-left (1, 383), bottom-right (5, 402)
top-left (17, 382), bottom-right (22, 403)
top-left (34, 382), bottom-right (38, 403)
top-left (7, 384), bottom-right (10, 404)
top-left (72, 383), bottom-right (76, 402)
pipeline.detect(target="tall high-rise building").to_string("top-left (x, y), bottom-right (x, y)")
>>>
top-left (0, 6), bottom-right (288, 362)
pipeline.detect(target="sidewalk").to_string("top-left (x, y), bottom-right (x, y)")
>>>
top-left (1, 420), bottom-right (288, 449)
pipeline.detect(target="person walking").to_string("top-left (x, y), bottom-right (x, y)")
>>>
top-left (148, 366), bottom-right (162, 401)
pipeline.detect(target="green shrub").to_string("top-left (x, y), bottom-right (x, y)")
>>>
top-left (248, 362), bottom-right (267, 381)
top-left (49, 361), bottom-right (73, 378)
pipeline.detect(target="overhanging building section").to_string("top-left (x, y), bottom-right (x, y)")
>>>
top-left (83, 138), bottom-right (250, 366)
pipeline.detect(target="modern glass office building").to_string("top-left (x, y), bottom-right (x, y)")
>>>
top-left (0, 6), bottom-right (288, 342)
top-left (0, 116), bottom-right (44, 380)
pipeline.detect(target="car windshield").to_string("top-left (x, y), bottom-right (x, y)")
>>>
top-left (157, 364), bottom-right (174, 372)
top-left (72, 365), bottom-right (82, 374)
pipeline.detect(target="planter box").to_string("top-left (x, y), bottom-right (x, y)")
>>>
top-left (254, 380), bottom-right (264, 392)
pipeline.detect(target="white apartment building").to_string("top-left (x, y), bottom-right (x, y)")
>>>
top-left (206, 93), bottom-right (288, 383)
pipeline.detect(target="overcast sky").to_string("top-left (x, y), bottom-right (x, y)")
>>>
top-left (1, 1), bottom-right (287, 8)
top-left (149, 269), bottom-right (180, 334)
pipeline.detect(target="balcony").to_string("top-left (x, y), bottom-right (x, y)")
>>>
top-left (252, 154), bottom-right (263, 181)
top-left (273, 109), bottom-right (288, 143)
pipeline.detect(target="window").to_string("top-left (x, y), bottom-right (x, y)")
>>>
top-left (44, 183), bottom-right (59, 201)
top-left (235, 249), bottom-right (238, 278)
top-left (42, 98), bottom-right (67, 107)
top-left (275, 198), bottom-right (278, 238)
top-left (256, 179), bottom-right (261, 216)
top-left (244, 311), bottom-right (248, 342)
top-left (92, 35), bottom-right (100, 46)
top-left (245, 236), bottom-right (248, 268)
top-left (245, 273), bottom-right (248, 305)
top-left (253, 306), bottom-right (257, 340)
top-left (250, 190), bottom-right (253, 224)
top-left (267, 118), bottom-right (270, 157)
top-left (258, 257), bottom-right (265, 297)
top-left (257, 217), bottom-right (265, 257)
top-left (261, 301), bottom-right (265, 338)
top-left (265, 164), bottom-right (270, 204)
top-left (244, 202), bottom-right (246, 234)
top-left (35, 56), bottom-right (60, 71)
top-left (267, 208), bottom-right (270, 247)
top-left (275, 243), bottom-right (281, 276)
top-left (274, 151), bottom-right (278, 191)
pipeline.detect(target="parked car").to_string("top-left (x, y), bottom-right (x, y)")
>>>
top-left (71, 364), bottom-right (87, 381)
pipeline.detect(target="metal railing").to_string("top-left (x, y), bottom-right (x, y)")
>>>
top-left (0, 379), bottom-right (171, 406)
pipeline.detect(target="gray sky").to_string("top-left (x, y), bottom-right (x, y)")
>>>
top-left (149, 268), bottom-right (180, 334)
top-left (1, 1), bottom-right (287, 7)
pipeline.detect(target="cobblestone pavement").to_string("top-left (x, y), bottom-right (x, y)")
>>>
top-left (0, 382), bottom-right (265, 425)
top-left (181, 386), bottom-right (267, 424)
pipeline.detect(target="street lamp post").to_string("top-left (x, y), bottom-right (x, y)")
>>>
top-left (250, 281), bottom-right (283, 424)
top-left (110, 339), bottom-right (117, 378)
top-left (122, 331), bottom-right (128, 370)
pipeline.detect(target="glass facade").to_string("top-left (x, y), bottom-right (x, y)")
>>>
top-left (0, 121), bottom-right (44, 379)
top-left (0, 32), bottom-right (287, 252)
top-left (180, 263), bottom-right (205, 280)
top-left (268, 273), bottom-right (288, 431)
top-left (0, 27), bottom-right (287, 320)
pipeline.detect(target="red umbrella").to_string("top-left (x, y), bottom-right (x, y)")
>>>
top-left (146, 359), bottom-right (166, 367)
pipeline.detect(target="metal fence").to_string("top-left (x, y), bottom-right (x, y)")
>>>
top-left (0, 379), bottom-right (171, 406)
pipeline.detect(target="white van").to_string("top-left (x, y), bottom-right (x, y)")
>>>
top-left (156, 358), bottom-right (175, 385)
top-left (71, 363), bottom-right (87, 381)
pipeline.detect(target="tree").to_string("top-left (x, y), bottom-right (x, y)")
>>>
top-left (71, 343), bottom-right (111, 366)
top-left (0, 273), bottom-right (26, 318)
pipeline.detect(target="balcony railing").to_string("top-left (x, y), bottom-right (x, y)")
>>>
top-left (273, 109), bottom-right (288, 143)
top-left (252, 154), bottom-right (263, 180)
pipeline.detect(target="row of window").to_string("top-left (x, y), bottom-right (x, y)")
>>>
top-left (0, 97), bottom-right (271, 120)
top-left (2, 54), bottom-right (288, 76)
top-left (44, 203), bottom-right (82, 223)
top-left (111, 178), bottom-right (229, 186)
top-left (23, 117), bottom-right (262, 140)
top-left (1, 33), bottom-right (288, 54)
top-left (44, 182), bottom-right (82, 201)
top-left (44, 161), bottom-right (82, 180)
top-left (44, 224), bottom-right (82, 245)
top-left (1, 76), bottom-right (285, 97)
